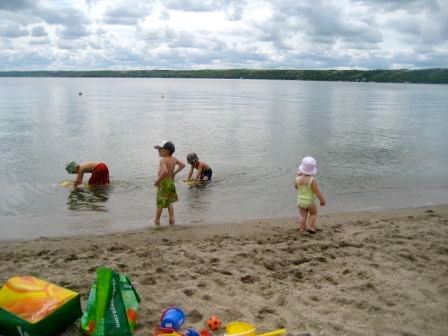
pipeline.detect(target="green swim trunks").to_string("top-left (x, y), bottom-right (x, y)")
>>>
top-left (156, 178), bottom-right (178, 208)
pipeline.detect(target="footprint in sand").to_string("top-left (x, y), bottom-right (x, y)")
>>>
top-left (258, 306), bottom-right (276, 315)
top-left (208, 257), bottom-right (220, 264)
top-left (293, 270), bottom-right (303, 280)
top-left (183, 288), bottom-right (195, 296)
top-left (197, 281), bottom-right (207, 288)
top-left (141, 276), bottom-right (157, 285)
top-left (188, 309), bottom-right (203, 323)
top-left (276, 295), bottom-right (288, 306)
top-left (107, 244), bottom-right (129, 252)
top-left (240, 275), bottom-right (256, 284)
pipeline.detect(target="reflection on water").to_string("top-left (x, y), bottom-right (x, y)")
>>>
top-left (67, 186), bottom-right (110, 212)
top-left (183, 181), bottom-right (212, 209)
top-left (181, 181), bottom-right (214, 222)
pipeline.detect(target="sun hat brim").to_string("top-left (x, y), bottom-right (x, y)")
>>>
top-left (299, 164), bottom-right (317, 175)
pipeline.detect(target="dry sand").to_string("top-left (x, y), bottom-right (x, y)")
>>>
top-left (1, 205), bottom-right (448, 336)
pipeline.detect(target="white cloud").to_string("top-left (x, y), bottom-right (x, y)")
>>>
top-left (0, 0), bottom-right (446, 70)
top-left (103, 2), bottom-right (152, 25)
top-left (31, 25), bottom-right (47, 37)
top-left (0, 24), bottom-right (29, 37)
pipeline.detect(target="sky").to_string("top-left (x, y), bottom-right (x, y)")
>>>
top-left (0, 0), bottom-right (447, 71)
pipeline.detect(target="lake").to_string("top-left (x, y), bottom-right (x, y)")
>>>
top-left (0, 78), bottom-right (447, 240)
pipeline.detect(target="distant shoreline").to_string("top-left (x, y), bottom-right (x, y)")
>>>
top-left (1, 68), bottom-right (447, 84)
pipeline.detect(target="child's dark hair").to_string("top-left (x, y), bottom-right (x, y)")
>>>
top-left (187, 153), bottom-right (199, 164)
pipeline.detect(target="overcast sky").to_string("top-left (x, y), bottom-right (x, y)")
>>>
top-left (0, 0), bottom-right (447, 70)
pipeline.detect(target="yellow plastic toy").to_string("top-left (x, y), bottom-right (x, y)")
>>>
top-left (225, 322), bottom-right (286, 336)
top-left (59, 180), bottom-right (88, 188)
top-left (182, 179), bottom-right (205, 187)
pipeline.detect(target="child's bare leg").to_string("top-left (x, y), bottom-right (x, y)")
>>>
top-left (168, 204), bottom-right (175, 225)
top-left (307, 204), bottom-right (318, 232)
top-left (154, 208), bottom-right (163, 226)
top-left (298, 207), bottom-right (308, 232)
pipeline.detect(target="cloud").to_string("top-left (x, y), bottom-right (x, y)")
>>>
top-left (0, 50), bottom-right (52, 71)
top-left (57, 40), bottom-right (87, 50)
top-left (266, 1), bottom-right (382, 48)
top-left (356, 0), bottom-right (440, 13)
top-left (103, 3), bottom-right (152, 25)
top-left (30, 37), bottom-right (50, 45)
top-left (0, 24), bottom-right (28, 37)
top-left (163, 0), bottom-right (247, 20)
top-left (32, 7), bottom-right (91, 40)
top-left (0, 0), bottom-right (35, 11)
top-left (58, 24), bottom-right (89, 39)
top-left (140, 27), bottom-right (227, 51)
top-left (164, 0), bottom-right (222, 12)
top-left (33, 8), bottom-right (90, 26)
top-left (31, 25), bottom-right (47, 37)
top-left (0, 0), bottom-right (447, 70)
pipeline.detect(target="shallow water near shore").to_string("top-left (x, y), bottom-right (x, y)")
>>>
top-left (0, 78), bottom-right (447, 239)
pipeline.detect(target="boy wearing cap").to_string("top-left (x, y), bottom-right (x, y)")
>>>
top-left (153, 141), bottom-right (185, 226)
top-left (65, 161), bottom-right (110, 187)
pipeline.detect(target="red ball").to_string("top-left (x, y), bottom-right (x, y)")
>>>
top-left (206, 316), bottom-right (221, 331)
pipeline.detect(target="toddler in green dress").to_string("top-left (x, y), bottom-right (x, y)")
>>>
top-left (294, 156), bottom-right (326, 234)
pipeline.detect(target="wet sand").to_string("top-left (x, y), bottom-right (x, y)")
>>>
top-left (1, 205), bottom-right (448, 336)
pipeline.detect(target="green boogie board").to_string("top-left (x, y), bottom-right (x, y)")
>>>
top-left (80, 268), bottom-right (140, 336)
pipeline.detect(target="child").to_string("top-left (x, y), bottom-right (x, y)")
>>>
top-left (186, 153), bottom-right (213, 181)
top-left (294, 156), bottom-right (326, 234)
top-left (153, 141), bottom-right (185, 226)
top-left (65, 161), bottom-right (110, 187)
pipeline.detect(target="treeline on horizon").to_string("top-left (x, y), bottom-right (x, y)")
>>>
top-left (0, 68), bottom-right (447, 84)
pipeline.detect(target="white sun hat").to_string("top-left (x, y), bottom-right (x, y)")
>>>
top-left (298, 156), bottom-right (317, 175)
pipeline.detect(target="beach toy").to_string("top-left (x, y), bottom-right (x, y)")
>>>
top-left (59, 180), bottom-right (88, 188)
top-left (0, 276), bottom-right (82, 336)
top-left (160, 307), bottom-right (185, 330)
top-left (207, 315), bottom-right (221, 330)
top-left (225, 322), bottom-right (286, 336)
top-left (60, 180), bottom-right (75, 187)
top-left (200, 330), bottom-right (211, 336)
top-left (183, 180), bottom-right (204, 187)
top-left (185, 328), bottom-right (200, 336)
top-left (153, 326), bottom-right (182, 336)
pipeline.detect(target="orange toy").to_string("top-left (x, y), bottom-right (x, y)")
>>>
top-left (207, 315), bottom-right (221, 331)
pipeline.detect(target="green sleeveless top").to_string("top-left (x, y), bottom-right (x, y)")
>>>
top-left (296, 176), bottom-right (315, 207)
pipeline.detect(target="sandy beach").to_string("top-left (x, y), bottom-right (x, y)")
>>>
top-left (1, 205), bottom-right (448, 336)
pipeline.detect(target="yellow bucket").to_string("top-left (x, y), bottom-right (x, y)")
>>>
top-left (225, 322), bottom-right (286, 336)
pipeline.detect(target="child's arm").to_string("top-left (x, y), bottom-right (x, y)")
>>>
top-left (174, 158), bottom-right (186, 177)
top-left (74, 168), bottom-right (85, 187)
top-left (154, 160), bottom-right (168, 187)
top-left (311, 179), bottom-right (326, 206)
top-left (186, 165), bottom-right (194, 181)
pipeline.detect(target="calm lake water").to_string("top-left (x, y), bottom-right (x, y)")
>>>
top-left (0, 78), bottom-right (447, 239)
